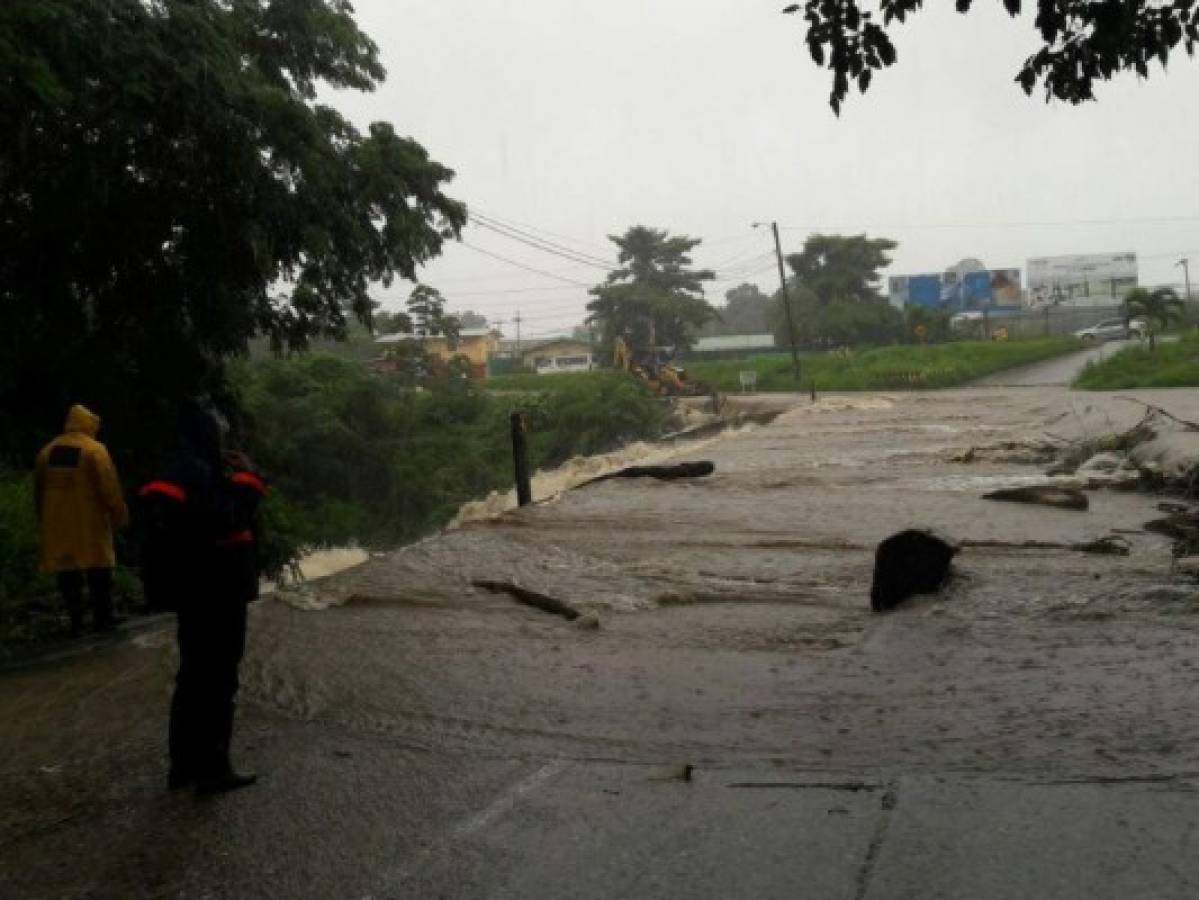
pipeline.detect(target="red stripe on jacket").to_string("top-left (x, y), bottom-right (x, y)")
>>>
top-left (229, 471), bottom-right (266, 495)
top-left (139, 480), bottom-right (187, 502)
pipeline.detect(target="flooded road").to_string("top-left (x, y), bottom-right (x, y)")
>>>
top-left (5, 387), bottom-right (1199, 898)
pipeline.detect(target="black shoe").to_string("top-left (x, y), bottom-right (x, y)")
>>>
top-left (196, 771), bottom-right (257, 795)
top-left (168, 768), bottom-right (197, 791)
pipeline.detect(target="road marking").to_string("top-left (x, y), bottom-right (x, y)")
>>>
top-left (365, 759), bottom-right (569, 898)
top-left (454, 759), bottom-right (568, 836)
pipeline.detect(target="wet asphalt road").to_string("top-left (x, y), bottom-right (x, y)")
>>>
top-left (5, 386), bottom-right (1199, 899)
top-left (973, 338), bottom-right (1137, 386)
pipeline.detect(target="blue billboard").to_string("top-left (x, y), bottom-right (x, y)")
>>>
top-left (889, 268), bottom-right (1021, 312)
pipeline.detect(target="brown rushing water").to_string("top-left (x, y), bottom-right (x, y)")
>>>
top-left (4, 386), bottom-right (1199, 899)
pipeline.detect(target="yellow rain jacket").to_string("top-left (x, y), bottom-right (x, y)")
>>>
top-left (34, 405), bottom-right (129, 573)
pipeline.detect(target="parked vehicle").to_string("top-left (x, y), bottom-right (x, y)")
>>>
top-left (1073, 317), bottom-right (1147, 342)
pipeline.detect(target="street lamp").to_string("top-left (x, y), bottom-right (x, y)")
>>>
top-left (753, 221), bottom-right (801, 385)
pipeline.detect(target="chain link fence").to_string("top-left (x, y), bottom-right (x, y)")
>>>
top-left (966, 302), bottom-right (1199, 340)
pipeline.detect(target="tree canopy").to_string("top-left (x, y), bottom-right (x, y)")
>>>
top-left (1125, 286), bottom-right (1185, 350)
top-left (785, 234), bottom-right (896, 306)
top-left (455, 310), bottom-right (490, 330)
top-left (586, 227), bottom-right (716, 352)
top-left (773, 234), bottom-right (902, 346)
top-left (0, 0), bottom-right (465, 465)
top-left (700, 283), bottom-right (775, 337)
top-left (786, 1), bottom-right (1199, 113)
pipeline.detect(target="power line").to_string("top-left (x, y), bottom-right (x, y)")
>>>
top-left (713, 251), bottom-right (776, 279)
top-left (471, 208), bottom-right (615, 256)
top-left (442, 301), bottom-right (590, 322)
top-left (459, 241), bottom-right (594, 287)
top-left (778, 214), bottom-right (1199, 232)
top-left (707, 244), bottom-right (771, 271)
top-left (470, 219), bottom-right (612, 271)
top-left (1138, 248), bottom-right (1199, 261)
top-left (447, 284), bottom-right (588, 297)
top-left (375, 283), bottom-right (589, 300)
top-left (509, 308), bottom-right (590, 324)
top-left (470, 213), bottom-right (613, 269)
top-left (709, 260), bottom-right (779, 286)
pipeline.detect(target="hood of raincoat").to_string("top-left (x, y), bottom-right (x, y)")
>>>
top-left (64, 404), bottom-right (100, 437)
top-left (178, 401), bottom-right (224, 468)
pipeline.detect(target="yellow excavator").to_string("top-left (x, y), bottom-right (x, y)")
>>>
top-left (613, 335), bottom-right (716, 399)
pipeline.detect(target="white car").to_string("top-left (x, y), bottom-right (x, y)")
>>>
top-left (1074, 317), bottom-right (1147, 342)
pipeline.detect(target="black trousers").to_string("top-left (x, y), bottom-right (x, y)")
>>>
top-left (57, 568), bottom-right (113, 631)
top-left (169, 597), bottom-right (247, 778)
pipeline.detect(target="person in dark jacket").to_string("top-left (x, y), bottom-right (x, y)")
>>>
top-left (140, 402), bottom-right (265, 794)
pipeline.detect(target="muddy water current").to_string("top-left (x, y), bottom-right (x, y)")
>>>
top-left (6, 387), bottom-right (1199, 898)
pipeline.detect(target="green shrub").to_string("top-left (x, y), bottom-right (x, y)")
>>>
top-left (0, 472), bottom-right (142, 651)
top-left (538, 374), bottom-right (670, 461)
top-left (0, 473), bottom-right (41, 606)
top-left (1074, 331), bottom-right (1199, 389)
top-left (236, 357), bottom-right (672, 553)
top-left (687, 338), bottom-right (1081, 392)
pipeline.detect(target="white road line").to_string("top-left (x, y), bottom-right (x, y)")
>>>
top-left (366, 759), bottom-right (569, 898)
top-left (454, 759), bottom-right (568, 836)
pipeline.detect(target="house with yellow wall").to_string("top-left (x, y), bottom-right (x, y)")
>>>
top-left (374, 327), bottom-right (501, 379)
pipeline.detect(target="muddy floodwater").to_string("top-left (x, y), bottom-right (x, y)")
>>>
top-left (5, 386), bottom-right (1199, 899)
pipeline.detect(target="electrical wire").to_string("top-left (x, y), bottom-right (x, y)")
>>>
top-left (470, 214), bottom-right (613, 269)
top-left (471, 208), bottom-right (616, 256)
top-left (778, 214), bottom-right (1199, 232)
top-left (458, 241), bottom-right (594, 287)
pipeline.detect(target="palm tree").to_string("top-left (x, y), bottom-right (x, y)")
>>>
top-left (1124, 287), bottom-right (1185, 351)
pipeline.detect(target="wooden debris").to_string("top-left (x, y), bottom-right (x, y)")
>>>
top-left (1113, 396), bottom-right (1199, 432)
top-left (581, 460), bottom-right (715, 486)
top-left (960, 536), bottom-right (1130, 556)
top-left (471, 579), bottom-right (580, 621)
top-left (982, 485), bottom-right (1089, 511)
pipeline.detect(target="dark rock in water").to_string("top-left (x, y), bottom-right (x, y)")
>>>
top-left (582, 461), bottom-right (715, 486)
top-left (871, 529), bottom-right (959, 612)
top-left (981, 485), bottom-right (1088, 511)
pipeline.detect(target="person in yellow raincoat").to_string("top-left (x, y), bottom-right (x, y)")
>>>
top-left (34, 404), bottom-right (129, 635)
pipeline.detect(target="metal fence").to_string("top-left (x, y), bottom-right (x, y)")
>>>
top-left (972, 302), bottom-right (1199, 340)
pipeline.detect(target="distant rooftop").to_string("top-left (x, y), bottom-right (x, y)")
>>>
top-left (375, 326), bottom-right (498, 344)
top-left (692, 334), bottom-right (776, 352)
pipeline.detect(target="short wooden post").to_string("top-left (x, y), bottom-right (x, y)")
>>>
top-left (810, 380), bottom-right (817, 402)
top-left (510, 411), bottom-right (532, 507)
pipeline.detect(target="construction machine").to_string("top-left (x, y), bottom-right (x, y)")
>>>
top-left (613, 335), bottom-right (717, 400)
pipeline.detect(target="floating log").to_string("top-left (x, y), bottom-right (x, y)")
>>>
top-left (982, 485), bottom-right (1089, 511)
top-left (581, 460), bottom-right (715, 487)
top-left (472, 579), bottom-right (580, 621)
top-left (961, 535), bottom-right (1130, 556)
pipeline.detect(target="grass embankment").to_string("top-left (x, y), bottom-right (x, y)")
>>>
top-left (1073, 332), bottom-right (1199, 390)
top-left (687, 338), bottom-right (1082, 391)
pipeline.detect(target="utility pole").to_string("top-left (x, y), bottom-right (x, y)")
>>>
top-left (755, 221), bottom-right (801, 385)
top-left (514, 310), bottom-right (523, 354)
top-left (1178, 258), bottom-right (1192, 303)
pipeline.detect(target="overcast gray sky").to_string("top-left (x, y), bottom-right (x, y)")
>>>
top-left (327, 1), bottom-right (1199, 338)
